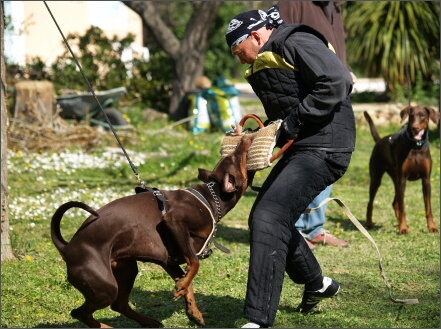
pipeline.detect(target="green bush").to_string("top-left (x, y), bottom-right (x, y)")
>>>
top-left (49, 26), bottom-right (133, 93)
top-left (393, 69), bottom-right (441, 106)
top-left (126, 50), bottom-right (173, 113)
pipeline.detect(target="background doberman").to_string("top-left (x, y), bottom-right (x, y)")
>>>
top-left (364, 106), bottom-right (439, 234)
top-left (51, 136), bottom-right (252, 328)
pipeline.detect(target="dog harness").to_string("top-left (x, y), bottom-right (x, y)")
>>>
top-left (135, 183), bottom-right (230, 261)
top-left (135, 186), bottom-right (167, 214)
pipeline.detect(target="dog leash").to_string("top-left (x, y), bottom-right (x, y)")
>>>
top-left (305, 197), bottom-right (419, 305)
top-left (44, 2), bottom-right (147, 189)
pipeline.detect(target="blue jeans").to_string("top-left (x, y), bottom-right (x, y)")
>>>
top-left (295, 184), bottom-right (333, 240)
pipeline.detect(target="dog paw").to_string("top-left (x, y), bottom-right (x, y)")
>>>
top-left (173, 281), bottom-right (188, 300)
top-left (429, 227), bottom-right (439, 233)
top-left (399, 228), bottom-right (409, 234)
top-left (365, 222), bottom-right (374, 229)
top-left (187, 309), bottom-right (205, 326)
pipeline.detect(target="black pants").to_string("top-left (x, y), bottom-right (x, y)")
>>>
top-left (244, 149), bottom-right (352, 326)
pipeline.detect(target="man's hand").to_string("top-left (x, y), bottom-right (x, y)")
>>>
top-left (281, 114), bottom-right (302, 140)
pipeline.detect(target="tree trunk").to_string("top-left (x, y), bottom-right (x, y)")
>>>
top-left (1, 2), bottom-right (15, 261)
top-left (169, 1), bottom-right (221, 120)
top-left (122, 1), bottom-right (222, 120)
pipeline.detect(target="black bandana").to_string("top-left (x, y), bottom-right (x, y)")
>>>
top-left (225, 5), bottom-right (284, 49)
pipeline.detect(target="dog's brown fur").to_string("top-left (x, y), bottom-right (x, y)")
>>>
top-left (51, 136), bottom-right (252, 328)
top-left (364, 106), bottom-right (439, 234)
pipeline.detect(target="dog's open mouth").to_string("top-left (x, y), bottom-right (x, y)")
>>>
top-left (223, 173), bottom-right (237, 192)
top-left (412, 129), bottom-right (425, 140)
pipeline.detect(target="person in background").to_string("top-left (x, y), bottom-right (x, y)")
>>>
top-left (225, 5), bottom-right (355, 328)
top-left (277, 1), bottom-right (356, 250)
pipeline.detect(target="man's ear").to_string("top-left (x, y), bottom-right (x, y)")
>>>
top-left (198, 168), bottom-right (212, 182)
top-left (250, 30), bottom-right (260, 44)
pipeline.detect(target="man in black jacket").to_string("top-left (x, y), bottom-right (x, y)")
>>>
top-left (277, 0), bottom-right (355, 249)
top-left (225, 5), bottom-right (355, 328)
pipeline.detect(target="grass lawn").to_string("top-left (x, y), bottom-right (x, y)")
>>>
top-left (2, 103), bottom-right (440, 328)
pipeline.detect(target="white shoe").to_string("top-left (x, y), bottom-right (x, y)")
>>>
top-left (242, 322), bottom-right (261, 328)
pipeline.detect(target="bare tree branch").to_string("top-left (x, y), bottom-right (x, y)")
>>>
top-left (122, 1), bottom-right (181, 60)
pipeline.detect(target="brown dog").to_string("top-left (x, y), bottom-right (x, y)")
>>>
top-left (364, 106), bottom-right (439, 234)
top-left (51, 136), bottom-right (252, 328)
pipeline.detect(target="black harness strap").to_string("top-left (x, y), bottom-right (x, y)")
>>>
top-left (135, 186), bottom-right (167, 215)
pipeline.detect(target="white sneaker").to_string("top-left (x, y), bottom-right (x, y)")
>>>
top-left (242, 322), bottom-right (261, 328)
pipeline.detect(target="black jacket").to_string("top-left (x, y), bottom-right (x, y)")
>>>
top-left (245, 24), bottom-right (355, 152)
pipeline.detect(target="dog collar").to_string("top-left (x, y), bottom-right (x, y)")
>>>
top-left (183, 183), bottom-right (230, 259)
top-left (389, 124), bottom-right (429, 151)
top-left (404, 127), bottom-right (429, 150)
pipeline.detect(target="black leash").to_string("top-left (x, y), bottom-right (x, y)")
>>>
top-left (43, 1), bottom-right (146, 189)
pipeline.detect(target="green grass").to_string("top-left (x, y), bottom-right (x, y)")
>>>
top-left (2, 107), bottom-right (440, 328)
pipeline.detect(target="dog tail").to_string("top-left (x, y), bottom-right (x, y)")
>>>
top-left (363, 111), bottom-right (381, 143)
top-left (51, 201), bottom-right (99, 253)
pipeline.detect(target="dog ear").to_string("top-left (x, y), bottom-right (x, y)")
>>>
top-left (425, 106), bottom-right (440, 125)
top-left (197, 168), bottom-right (212, 183)
top-left (400, 106), bottom-right (412, 123)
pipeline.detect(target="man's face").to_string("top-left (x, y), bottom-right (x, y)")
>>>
top-left (231, 34), bottom-right (260, 65)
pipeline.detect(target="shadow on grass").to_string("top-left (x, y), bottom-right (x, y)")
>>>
top-left (326, 215), bottom-right (384, 233)
top-left (36, 288), bottom-right (244, 328)
top-left (216, 224), bottom-right (249, 244)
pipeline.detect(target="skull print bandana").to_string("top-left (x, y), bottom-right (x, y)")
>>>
top-left (225, 5), bottom-right (284, 49)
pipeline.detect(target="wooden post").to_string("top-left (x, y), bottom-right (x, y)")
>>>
top-left (13, 80), bottom-right (55, 126)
